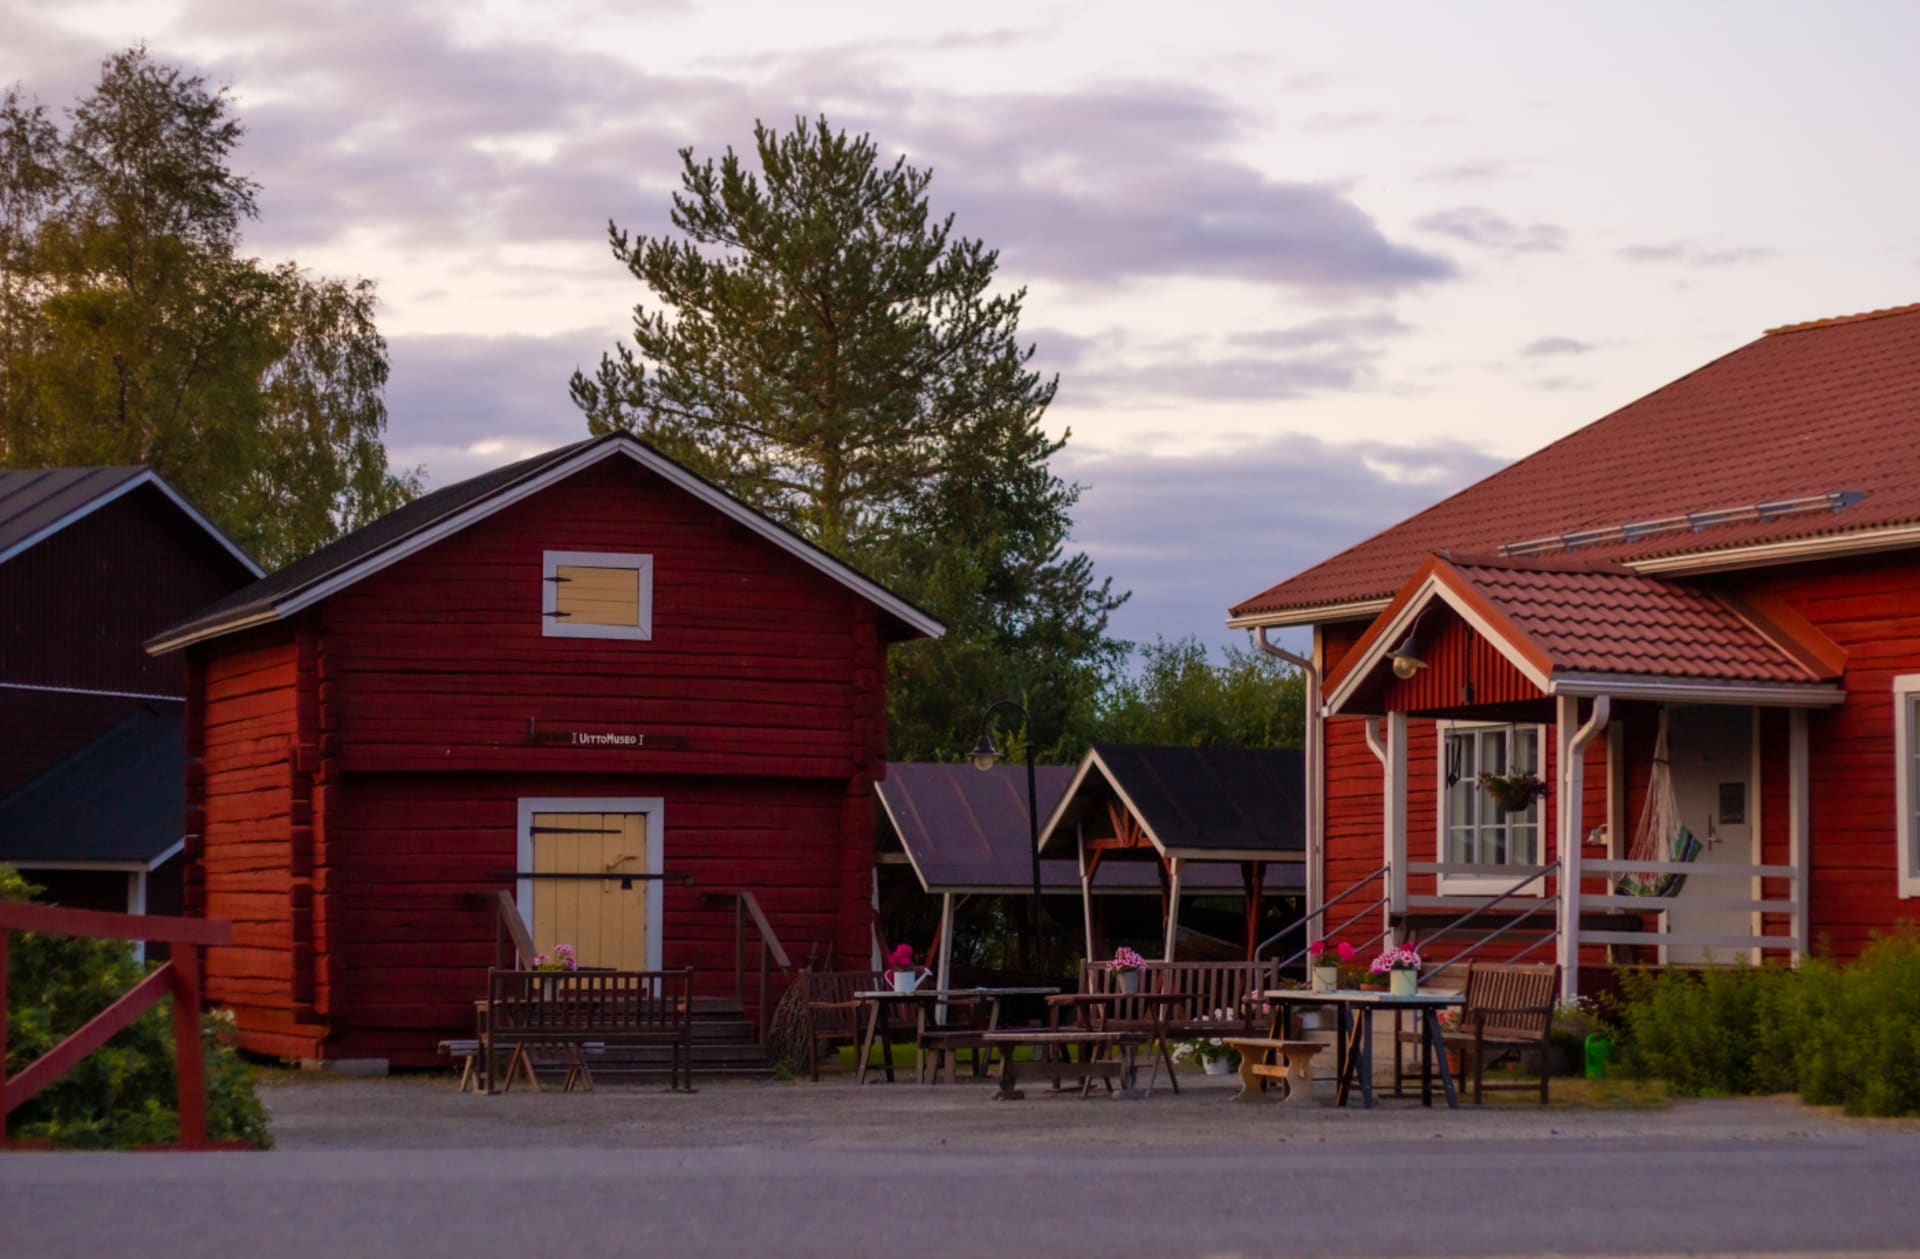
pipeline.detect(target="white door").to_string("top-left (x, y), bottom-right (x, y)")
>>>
top-left (1663, 706), bottom-right (1754, 965)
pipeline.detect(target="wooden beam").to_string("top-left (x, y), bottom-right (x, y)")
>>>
top-left (0, 903), bottom-right (231, 948)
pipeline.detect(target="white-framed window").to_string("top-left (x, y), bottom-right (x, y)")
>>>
top-left (1897, 675), bottom-right (1920, 898)
top-left (542, 550), bottom-right (652, 640)
top-left (1436, 721), bottom-right (1546, 895)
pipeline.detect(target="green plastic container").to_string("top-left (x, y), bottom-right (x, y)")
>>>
top-left (1584, 1033), bottom-right (1614, 1079)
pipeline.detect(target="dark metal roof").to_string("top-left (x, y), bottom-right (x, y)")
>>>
top-left (1039, 743), bottom-right (1307, 859)
top-left (0, 467), bottom-right (147, 561)
top-left (149, 432), bottom-right (942, 651)
top-left (0, 707), bottom-right (184, 865)
top-left (877, 761), bottom-right (1299, 894)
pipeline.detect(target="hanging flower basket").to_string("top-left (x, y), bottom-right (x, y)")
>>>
top-left (1478, 770), bottom-right (1548, 813)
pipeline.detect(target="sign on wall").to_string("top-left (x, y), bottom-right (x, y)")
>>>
top-left (526, 720), bottom-right (690, 750)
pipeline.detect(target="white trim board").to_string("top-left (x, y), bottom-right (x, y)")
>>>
top-left (1896, 675), bottom-right (1920, 899)
top-left (0, 468), bottom-right (261, 576)
top-left (149, 437), bottom-right (943, 652)
top-left (516, 797), bottom-right (665, 969)
top-left (541, 549), bottom-right (653, 641)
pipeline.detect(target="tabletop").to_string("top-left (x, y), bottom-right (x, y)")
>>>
top-left (1261, 988), bottom-right (1464, 1006)
top-left (853, 986), bottom-right (1059, 1000)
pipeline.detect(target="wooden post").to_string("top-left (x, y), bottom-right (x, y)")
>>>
top-left (1076, 823), bottom-right (1095, 966)
top-left (0, 929), bottom-right (9, 1129)
top-left (170, 944), bottom-right (207, 1148)
top-left (935, 893), bottom-right (955, 1025)
top-left (1789, 709), bottom-right (1810, 963)
top-left (1242, 861), bottom-right (1265, 960)
top-left (1162, 858), bottom-right (1185, 961)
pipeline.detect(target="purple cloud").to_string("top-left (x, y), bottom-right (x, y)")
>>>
top-left (1619, 240), bottom-right (1779, 267)
top-left (1520, 335), bottom-right (1593, 356)
top-left (1415, 206), bottom-right (1567, 254)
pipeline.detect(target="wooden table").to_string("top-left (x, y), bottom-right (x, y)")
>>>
top-left (852, 987), bottom-right (1059, 1085)
top-left (1045, 992), bottom-right (1188, 1095)
top-left (979, 1029), bottom-right (1154, 1099)
top-left (1261, 988), bottom-right (1466, 1110)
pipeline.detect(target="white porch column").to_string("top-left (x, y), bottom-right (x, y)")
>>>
top-left (1556, 695), bottom-right (1582, 1001)
top-left (1162, 857), bottom-right (1185, 961)
top-left (935, 892), bottom-right (956, 1025)
top-left (1076, 822), bottom-right (1095, 965)
top-left (1385, 711), bottom-right (1409, 942)
top-left (1305, 645), bottom-right (1325, 922)
top-left (1789, 709), bottom-right (1810, 963)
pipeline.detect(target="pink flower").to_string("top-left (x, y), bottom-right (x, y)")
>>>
top-left (1108, 947), bottom-right (1147, 972)
top-left (887, 944), bottom-right (915, 970)
top-left (1308, 940), bottom-right (1327, 959)
top-left (1336, 941), bottom-right (1357, 964)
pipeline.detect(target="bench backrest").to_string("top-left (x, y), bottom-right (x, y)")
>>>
top-left (1461, 963), bottom-right (1559, 1038)
top-left (1080, 960), bottom-right (1277, 1024)
top-left (802, 969), bottom-right (885, 1036)
top-left (486, 968), bottom-right (693, 1038)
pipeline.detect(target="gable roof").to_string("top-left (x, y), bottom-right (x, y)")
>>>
top-left (0, 707), bottom-right (185, 867)
top-left (1230, 302), bottom-right (1920, 626)
top-left (0, 467), bottom-right (260, 575)
top-left (877, 761), bottom-right (1301, 894)
top-left (147, 432), bottom-right (945, 652)
top-left (1322, 553), bottom-right (1848, 715)
top-left (1037, 743), bottom-right (1307, 862)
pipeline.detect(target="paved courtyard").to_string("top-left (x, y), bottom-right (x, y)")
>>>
top-left (7, 1073), bottom-right (1920, 1259)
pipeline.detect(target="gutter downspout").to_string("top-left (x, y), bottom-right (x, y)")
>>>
top-left (1256, 627), bottom-right (1323, 924)
top-left (1558, 695), bottom-right (1611, 1002)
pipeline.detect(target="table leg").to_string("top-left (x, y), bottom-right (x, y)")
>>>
top-left (1334, 1005), bottom-right (1356, 1107)
top-left (855, 1002), bottom-right (881, 1086)
top-left (1425, 1008), bottom-right (1459, 1109)
top-left (1357, 1009), bottom-right (1376, 1110)
top-left (1421, 1011), bottom-right (1434, 1108)
top-left (993, 1043), bottom-right (1023, 1101)
top-left (880, 1003), bottom-right (896, 1083)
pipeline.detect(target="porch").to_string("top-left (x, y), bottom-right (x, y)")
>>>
top-left (1311, 553), bottom-right (1845, 998)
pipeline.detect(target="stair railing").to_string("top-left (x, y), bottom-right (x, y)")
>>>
top-left (1417, 859), bottom-right (1561, 985)
top-left (1255, 863), bottom-right (1393, 973)
top-left (702, 890), bottom-right (793, 1046)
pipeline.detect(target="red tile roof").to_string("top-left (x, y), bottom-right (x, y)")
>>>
top-left (1445, 557), bottom-right (1827, 683)
top-left (1232, 302), bottom-right (1920, 622)
top-left (1324, 554), bottom-right (1843, 710)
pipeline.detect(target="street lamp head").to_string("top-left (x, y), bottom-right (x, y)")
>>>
top-left (969, 732), bottom-right (1001, 772)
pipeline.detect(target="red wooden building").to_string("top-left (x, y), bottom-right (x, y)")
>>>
top-left (1228, 302), bottom-right (1920, 998)
top-left (147, 434), bottom-right (941, 1064)
top-left (0, 467), bottom-right (259, 926)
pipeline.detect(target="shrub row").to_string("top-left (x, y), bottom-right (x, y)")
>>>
top-left (1614, 930), bottom-right (1920, 1117)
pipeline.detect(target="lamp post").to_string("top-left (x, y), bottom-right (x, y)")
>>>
top-left (969, 699), bottom-right (1045, 976)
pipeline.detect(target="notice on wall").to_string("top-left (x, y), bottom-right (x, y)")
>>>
top-left (526, 720), bottom-right (689, 750)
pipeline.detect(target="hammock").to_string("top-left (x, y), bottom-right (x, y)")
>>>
top-left (1615, 709), bottom-right (1703, 899)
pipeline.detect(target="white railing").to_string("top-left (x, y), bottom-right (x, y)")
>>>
top-left (1578, 858), bottom-right (1805, 959)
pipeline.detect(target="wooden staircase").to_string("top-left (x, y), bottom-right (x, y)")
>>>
top-left (588, 996), bottom-right (774, 1081)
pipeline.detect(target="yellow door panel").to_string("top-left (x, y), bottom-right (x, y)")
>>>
top-left (530, 810), bottom-right (649, 970)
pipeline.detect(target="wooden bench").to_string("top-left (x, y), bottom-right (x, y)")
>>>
top-left (980, 1029), bottom-right (1154, 1099)
top-left (1080, 960), bottom-right (1279, 1040)
top-left (1395, 962), bottom-right (1559, 1104)
top-left (1223, 1037), bottom-right (1325, 1107)
top-left (441, 1038), bottom-right (605, 1093)
top-left (483, 967), bottom-right (695, 1094)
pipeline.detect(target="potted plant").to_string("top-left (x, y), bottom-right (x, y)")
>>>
top-left (530, 943), bottom-right (578, 997)
top-left (1107, 946), bottom-right (1148, 994)
top-left (886, 943), bottom-right (929, 993)
top-left (1370, 945), bottom-right (1423, 998)
top-left (1307, 939), bottom-right (1356, 993)
top-left (1478, 769), bottom-right (1548, 813)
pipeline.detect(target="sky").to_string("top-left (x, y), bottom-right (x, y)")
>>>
top-left (5, 1), bottom-right (1919, 653)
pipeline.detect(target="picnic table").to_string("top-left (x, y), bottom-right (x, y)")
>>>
top-left (1262, 988), bottom-right (1466, 1109)
top-left (1045, 992), bottom-right (1188, 1095)
top-left (978, 1028), bottom-right (1155, 1099)
top-left (852, 987), bottom-right (1060, 1085)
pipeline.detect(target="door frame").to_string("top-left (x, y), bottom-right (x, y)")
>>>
top-left (1655, 706), bottom-right (1761, 966)
top-left (516, 796), bottom-right (665, 971)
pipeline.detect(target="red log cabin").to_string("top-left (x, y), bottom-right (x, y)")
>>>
top-left (147, 433), bottom-right (941, 1065)
top-left (1228, 302), bottom-right (1920, 999)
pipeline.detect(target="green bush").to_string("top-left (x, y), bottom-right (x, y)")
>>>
top-left (2, 865), bottom-right (271, 1148)
top-left (1614, 930), bottom-right (1920, 1116)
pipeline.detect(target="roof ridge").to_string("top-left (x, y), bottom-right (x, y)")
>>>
top-left (1765, 300), bottom-right (1920, 336)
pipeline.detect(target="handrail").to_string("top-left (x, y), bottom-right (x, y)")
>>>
top-left (1412, 860), bottom-right (1558, 956)
top-left (703, 890), bottom-right (793, 1046)
top-left (1424, 900), bottom-right (1559, 983)
top-left (488, 891), bottom-right (537, 970)
top-left (1255, 863), bottom-right (1390, 964)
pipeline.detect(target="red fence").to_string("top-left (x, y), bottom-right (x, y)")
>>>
top-left (0, 902), bottom-right (233, 1149)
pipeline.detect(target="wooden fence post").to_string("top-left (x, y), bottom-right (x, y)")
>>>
top-left (170, 943), bottom-right (207, 1148)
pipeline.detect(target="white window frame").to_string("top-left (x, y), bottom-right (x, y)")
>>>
top-left (1896, 676), bottom-right (1920, 898)
top-left (542, 550), bottom-right (653, 641)
top-left (517, 797), bottom-right (666, 969)
top-left (1435, 719), bottom-right (1548, 896)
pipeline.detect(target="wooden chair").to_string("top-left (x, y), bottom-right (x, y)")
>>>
top-left (1400, 962), bottom-right (1560, 1104)
top-left (800, 969), bottom-right (886, 1080)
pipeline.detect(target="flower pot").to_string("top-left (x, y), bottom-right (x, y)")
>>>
top-left (1390, 970), bottom-right (1418, 998)
top-left (1312, 965), bottom-right (1339, 994)
top-left (1296, 1010), bottom-right (1324, 1032)
top-left (1203, 1056), bottom-right (1232, 1075)
top-left (1117, 968), bottom-right (1141, 994)
top-left (890, 968), bottom-right (925, 993)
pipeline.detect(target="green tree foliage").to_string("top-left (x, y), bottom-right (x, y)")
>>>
top-left (1, 865), bottom-right (271, 1148)
top-left (1085, 635), bottom-right (1305, 753)
top-left (0, 47), bottom-right (418, 569)
top-left (572, 117), bottom-right (1127, 759)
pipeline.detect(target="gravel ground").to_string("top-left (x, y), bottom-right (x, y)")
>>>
top-left (260, 1069), bottom-right (1871, 1152)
